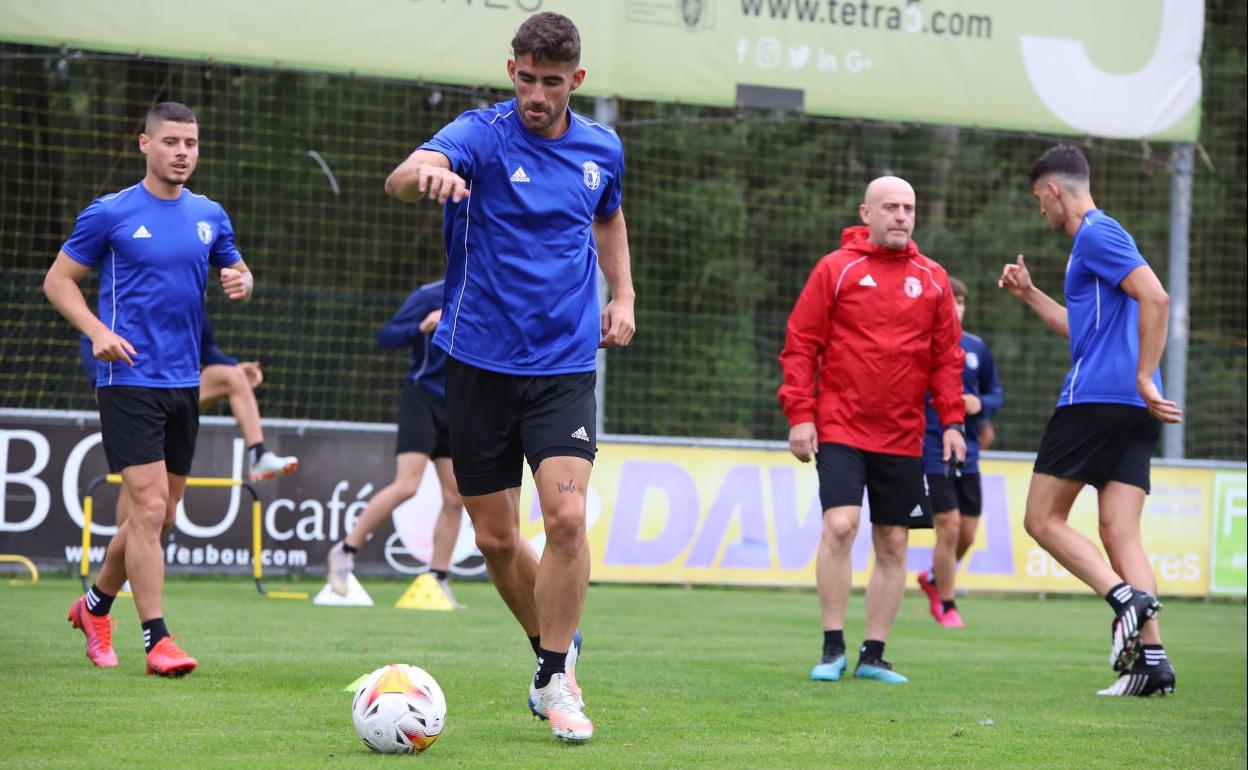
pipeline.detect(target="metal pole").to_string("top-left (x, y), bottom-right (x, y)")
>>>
top-left (593, 95), bottom-right (619, 437)
top-left (1164, 143), bottom-right (1193, 459)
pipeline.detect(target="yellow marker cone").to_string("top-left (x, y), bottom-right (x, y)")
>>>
top-left (394, 573), bottom-right (455, 611)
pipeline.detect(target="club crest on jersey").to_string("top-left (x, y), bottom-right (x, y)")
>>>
top-left (582, 161), bottom-right (600, 190)
top-left (966, 352), bottom-right (979, 370)
top-left (904, 276), bottom-right (922, 298)
top-left (196, 221), bottom-right (213, 245)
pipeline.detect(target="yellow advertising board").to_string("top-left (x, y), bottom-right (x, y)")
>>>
top-left (516, 442), bottom-right (1214, 596)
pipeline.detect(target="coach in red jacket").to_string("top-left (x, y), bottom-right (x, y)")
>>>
top-left (779, 176), bottom-right (967, 684)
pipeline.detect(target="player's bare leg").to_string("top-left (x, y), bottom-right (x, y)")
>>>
top-left (532, 456), bottom-right (592, 652)
top-left (94, 493), bottom-right (130, 596)
top-left (201, 364), bottom-right (262, 446)
top-left (529, 456), bottom-right (594, 742)
top-left (429, 458), bottom-right (462, 573)
top-left (1099, 482), bottom-right (1162, 646)
top-left (1025, 473), bottom-right (1158, 670)
top-left (955, 515), bottom-right (980, 562)
top-left (863, 524), bottom-right (908, 643)
top-left (1024, 474), bottom-right (1125, 593)
top-left (119, 463), bottom-right (195, 675)
top-left (815, 505), bottom-right (860, 632)
top-left (465, 486), bottom-right (540, 635)
top-left (429, 457), bottom-right (463, 604)
top-left (855, 524), bottom-right (910, 682)
top-left (810, 505), bottom-right (858, 681)
top-left (931, 509), bottom-right (960, 602)
top-left (121, 461), bottom-right (173, 622)
top-left (328, 452), bottom-right (426, 594)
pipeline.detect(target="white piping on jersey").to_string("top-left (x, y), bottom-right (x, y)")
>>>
top-left (447, 194), bottom-right (473, 355)
top-left (573, 113), bottom-right (618, 134)
top-left (907, 259), bottom-right (944, 295)
top-left (833, 257), bottom-right (869, 301)
top-left (489, 109), bottom-right (514, 125)
top-left (1095, 276), bottom-right (1101, 330)
top-left (1068, 356), bottom-right (1083, 405)
top-left (107, 246), bottom-right (117, 386)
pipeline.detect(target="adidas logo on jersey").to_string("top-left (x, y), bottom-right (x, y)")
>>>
top-left (858, 274), bottom-right (877, 287)
top-left (570, 426), bottom-right (589, 442)
top-left (132, 225), bottom-right (152, 239)
top-left (510, 166), bottom-right (531, 183)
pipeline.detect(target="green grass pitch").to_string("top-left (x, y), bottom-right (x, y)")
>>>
top-left (1, 576), bottom-right (1244, 769)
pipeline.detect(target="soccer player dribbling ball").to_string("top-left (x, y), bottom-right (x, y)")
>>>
top-left (45, 102), bottom-right (255, 676)
top-left (384, 12), bottom-right (636, 742)
top-left (1000, 144), bottom-right (1180, 696)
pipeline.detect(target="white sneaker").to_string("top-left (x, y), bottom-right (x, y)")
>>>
top-left (249, 450), bottom-right (298, 481)
top-left (327, 541), bottom-right (354, 596)
top-left (528, 630), bottom-right (583, 717)
top-left (534, 673), bottom-right (593, 743)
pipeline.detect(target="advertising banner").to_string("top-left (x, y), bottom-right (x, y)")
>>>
top-left (0, 0), bottom-right (1203, 140)
top-left (1210, 471), bottom-right (1248, 595)
top-left (2, 413), bottom-right (1235, 597)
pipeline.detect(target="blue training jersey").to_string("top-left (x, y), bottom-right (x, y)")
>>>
top-left (420, 99), bottom-right (625, 375)
top-left (378, 280), bottom-right (447, 402)
top-left (1059, 210), bottom-right (1162, 408)
top-left (62, 182), bottom-right (242, 388)
top-left (923, 331), bottom-right (1003, 475)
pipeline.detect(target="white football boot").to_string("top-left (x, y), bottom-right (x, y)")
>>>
top-left (534, 673), bottom-right (593, 743)
top-left (528, 630), bottom-right (583, 716)
top-left (249, 450), bottom-right (298, 481)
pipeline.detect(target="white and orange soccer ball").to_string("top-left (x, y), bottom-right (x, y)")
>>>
top-left (351, 664), bottom-right (447, 755)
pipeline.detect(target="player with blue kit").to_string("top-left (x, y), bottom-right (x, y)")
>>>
top-left (916, 276), bottom-right (1003, 628)
top-left (1000, 144), bottom-right (1181, 697)
top-left (45, 102), bottom-right (254, 677)
top-left (384, 12), bottom-right (636, 743)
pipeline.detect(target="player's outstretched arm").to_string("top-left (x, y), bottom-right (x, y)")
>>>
top-left (1121, 264), bottom-right (1183, 424)
top-left (592, 208), bottom-right (636, 349)
top-left (44, 250), bottom-right (136, 365)
top-left (221, 258), bottom-right (253, 301)
top-left (385, 150), bottom-right (468, 205)
top-left (999, 254), bottom-right (1068, 337)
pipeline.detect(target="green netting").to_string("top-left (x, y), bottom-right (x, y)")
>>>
top-left (1, 3), bottom-right (1243, 459)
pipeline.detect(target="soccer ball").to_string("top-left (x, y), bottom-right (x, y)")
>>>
top-left (351, 664), bottom-right (447, 754)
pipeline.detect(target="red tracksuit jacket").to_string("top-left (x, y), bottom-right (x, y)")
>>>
top-left (778, 225), bottom-right (966, 456)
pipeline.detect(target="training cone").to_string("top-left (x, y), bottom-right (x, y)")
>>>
top-left (394, 573), bottom-right (455, 611)
top-left (313, 573), bottom-right (374, 607)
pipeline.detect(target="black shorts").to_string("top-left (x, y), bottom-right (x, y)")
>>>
top-left (396, 382), bottom-right (452, 459)
top-left (444, 358), bottom-right (596, 497)
top-left (1033, 404), bottom-right (1161, 492)
top-left (926, 472), bottom-right (983, 517)
top-left (815, 443), bottom-right (933, 528)
top-left (97, 386), bottom-right (199, 475)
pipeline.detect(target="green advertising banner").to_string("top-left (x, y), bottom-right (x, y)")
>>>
top-left (1211, 471), bottom-right (1248, 596)
top-left (0, 0), bottom-right (1203, 140)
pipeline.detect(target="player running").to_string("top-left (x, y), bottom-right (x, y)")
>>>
top-left (327, 280), bottom-right (463, 607)
top-left (1000, 144), bottom-right (1179, 696)
top-left (47, 102), bottom-right (253, 676)
top-left (916, 276), bottom-right (1003, 627)
top-left (384, 12), bottom-right (635, 742)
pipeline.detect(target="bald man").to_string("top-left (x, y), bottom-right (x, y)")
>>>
top-left (779, 176), bottom-right (966, 683)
